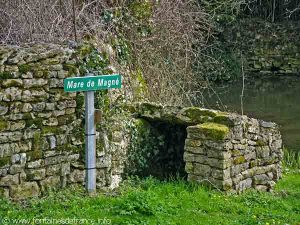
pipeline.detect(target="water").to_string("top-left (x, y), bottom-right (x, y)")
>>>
top-left (202, 76), bottom-right (300, 153)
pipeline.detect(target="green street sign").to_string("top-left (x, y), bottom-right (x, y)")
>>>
top-left (64, 74), bottom-right (122, 92)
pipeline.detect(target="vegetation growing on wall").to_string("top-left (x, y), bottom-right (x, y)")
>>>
top-left (124, 119), bottom-right (187, 179)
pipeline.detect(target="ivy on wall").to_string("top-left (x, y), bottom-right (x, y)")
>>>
top-left (124, 119), bottom-right (187, 180)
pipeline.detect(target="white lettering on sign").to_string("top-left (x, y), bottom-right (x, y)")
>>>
top-left (67, 81), bottom-right (84, 89)
top-left (97, 78), bottom-right (120, 88)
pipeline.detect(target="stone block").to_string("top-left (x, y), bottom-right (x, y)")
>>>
top-left (231, 163), bottom-right (249, 176)
top-left (185, 139), bottom-right (202, 147)
top-left (61, 162), bottom-right (71, 176)
top-left (0, 168), bottom-right (8, 177)
top-left (45, 155), bottom-right (66, 166)
top-left (48, 136), bottom-right (56, 149)
top-left (23, 79), bottom-right (47, 88)
top-left (255, 185), bottom-right (268, 192)
top-left (8, 121), bottom-right (26, 131)
top-left (185, 162), bottom-right (194, 173)
top-left (194, 164), bottom-right (211, 177)
top-left (40, 176), bottom-right (61, 192)
top-left (46, 164), bottom-right (61, 176)
top-left (96, 169), bottom-right (107, 187)
top-left (207, 158), bottom-right (231, 169)
top-left (236, 178), bottom-right (252, 192)
top-left (256, 146), bottom-right (270, 158)
top-left (0, 131), bottom-right (22, 143)
top-left (69, 169), bottom-right (85, 183)
top-left (253, 174), bottom-right (271, 185)
top-left (232, 174), bottom-right (243, 185)
top-left (27, 159), bottom-right (43, 169)
top-left (45, 103), bottom-right (56, 111)
top-left (96, 156), bottom-right (111, 168)
top-left (0, 174), bottom-right (19, 186)
top-left (210, 178), bottom-right (233, 191)
top-left (9, 164), bottom-right (24, 174)
top-left (187, 174), bottom-right (204, 183)
top-left (260, 121), bottom-right (276, 129)
top-left (185, 146), bottom-right (205, 155)
top-left (207, 150), bottom-right (231, 160)
top-left (26, 169), bottom-right (46, 181)
top-left (211, 168), bottom-right (231, 180)
top-left (32, 102), bottom-right (46, 112)
top-left (10, 182), bottom-right (40, 200)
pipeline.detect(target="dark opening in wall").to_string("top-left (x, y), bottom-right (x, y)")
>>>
top-left (124, 119), bottom-right (187, 180)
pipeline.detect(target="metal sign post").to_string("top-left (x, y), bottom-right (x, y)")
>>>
top-left (64, 73), bottom-right (122, 194)
top-left (85, 73), bottom-right (96, 193)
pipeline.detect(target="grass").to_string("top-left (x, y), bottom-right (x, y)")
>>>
top-left (0, 172), bottom-right (300, 225)
top-left (283, 148), bottom-right (300, 169)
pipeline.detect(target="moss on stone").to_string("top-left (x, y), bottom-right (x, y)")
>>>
top-left (26, 118), bottom-right (43, 128)
top-left (42, 126), bottom-right (63, 135)
top-left (33, 132), bottom-right (41, 152)
top-left (198, 122), bottom-right (229, 140)
top-left (62, 63), bottom-right (78, 77)
top-left (23, 113), bottom-right (34, 120)
top-left (27, 150), bottom-right (42, 161)
top-left (213, 112), bottom-right (234, 127)
top-left (231, 149), bottom-right (241, 156)
top-left (256, 139), bottom-right (266, 146)
top-left (0, 121), bottom-right (8, 131)
top-left (57, 115), bottom-right (75, 125)
top-left (58, 144), bottom-right (81, 153)
top-left (250, 160), bottom-right (258, 168)
top-left (134, 118), bottom-right (152, 133)
top-left (0, 72), bottom-right (13, 79)
top-left (233, 156), bottom-right (246, 165)
top-left (0, 156), bottom-right (10, 167)
top-left (2, 79), bottom-right (22, 88)
top-left (18, 64), bottom-right (33, 74)
top-left (42, 70), bottom-right (50, 78)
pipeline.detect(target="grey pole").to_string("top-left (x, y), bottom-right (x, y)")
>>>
top-left (85, 73), bottom-right (96, 193)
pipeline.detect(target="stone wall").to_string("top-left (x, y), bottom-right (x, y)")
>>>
top-left (0, 44), bottom-right (126, 199)
top-left (223, 19), bottom-right (300, 76)
top-left (135, 103), bottom-right (283, 193)
top-left (0, 43), bottom-right (284, 199)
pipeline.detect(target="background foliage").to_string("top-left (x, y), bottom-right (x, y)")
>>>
top-left (0, 0), bottom-right (299, 104)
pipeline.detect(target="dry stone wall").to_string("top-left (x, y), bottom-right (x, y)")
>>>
top-left (223, 19), bottom-right (300, 76)
top-left (135, 103), bottom-right (283, 193)
top-left (0, 44), bottom-right (284, 199)
top-left (0, 44), bottom-right (124, 199)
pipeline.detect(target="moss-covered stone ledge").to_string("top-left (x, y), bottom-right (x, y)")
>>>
top-left (133, 102), bottom-right (283, 193)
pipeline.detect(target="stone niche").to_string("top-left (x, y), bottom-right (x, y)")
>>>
top-left (135, 102), bottom-right (283, 193)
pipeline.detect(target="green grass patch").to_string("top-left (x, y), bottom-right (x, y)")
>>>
top-left (283, 148), bottom-right (300, 169)
top-left (0, 173), bottom-right (299, 225)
